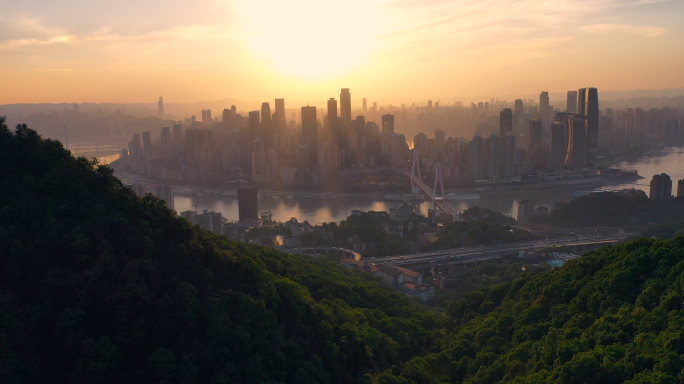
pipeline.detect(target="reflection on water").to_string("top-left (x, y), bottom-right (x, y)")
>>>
top-left (174, 146), bottom-right (684, 223)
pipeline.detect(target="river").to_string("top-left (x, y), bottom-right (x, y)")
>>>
top-left (174, 145), bottom-right (684, 223)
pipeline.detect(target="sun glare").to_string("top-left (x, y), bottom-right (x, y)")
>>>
top-left (236, 0), bottom-right (387, 79)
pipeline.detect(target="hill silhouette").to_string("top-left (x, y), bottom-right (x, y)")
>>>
top-left (0, 117), bottom-right (436, 383)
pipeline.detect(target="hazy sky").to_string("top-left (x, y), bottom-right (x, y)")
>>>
top-left (1, 0), bottom-right (683, 104)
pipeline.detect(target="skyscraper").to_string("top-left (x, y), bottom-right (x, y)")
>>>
top-left (484, 132), bottom-right (500, 178)
top-left (468, 133), bottom-right (484, 180)
top-left (261, 102), bottom-right (272, 144)
top-left (157, 97), bottom-right (164, 119)
top-left (503, 132), bottom-right (516, 177)
top-left (539, 91), bottom-right (550, 123)
top-left (528, 118), bottom-right (543, 150)
top-left (155, 184), bottom-right (175, 211)
top-left (275, 98), bottom-right (285, 125)
top-left (161, 127), bottom-right (171, 145)
top-left (564, 116), bottom-right (587, 168)
top-left (546, 121), bottom-right (566, 171)
top-left (578, 87), bottom-right (599, 165)
top-left (499, 108), bottom-right (513, 174)
top-left (435, 129), bottom-right (445, 161)
top-left (238, 187), bottom-right (258, 221)
top-left (381, 114), bottom-right (394, 136)
top-left (173, 124), bottom-right (182, 142)
top-left (514, 100), bottom-right (523, 132)
top-left (301, 106), bottom-right (318, 166)
top-left (248, 111), bottom-right (260, 143)
top-left (222, 108), bottom-right (232, 130)
top-left (142, 131), bottom-right (151, 159)
top-left (649, 173), bottom-right (672, 200)
top-left (327, 98), bottom-right (338, 126)
top-left (362, 98), bottom-right (367, 113)
top-left (301, 106), bottom-right (317, 135)
top-left (677, 179), bottom-right (684, 198)
top-left (567, 91), bottom-right (578, 113)
top-left (340, 88), bottom-right (352, 126)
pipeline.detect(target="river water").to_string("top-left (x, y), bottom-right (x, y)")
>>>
top-left (174, 145), bottom-right (684, 223)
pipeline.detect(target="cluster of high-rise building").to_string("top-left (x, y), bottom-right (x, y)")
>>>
top-left (649, 173), bottom-right (684, 200)
top-left (119, 87), bottom-right (683, 187)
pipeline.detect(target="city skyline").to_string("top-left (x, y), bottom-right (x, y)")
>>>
top-left (2, 0), bottom-right (684, 104)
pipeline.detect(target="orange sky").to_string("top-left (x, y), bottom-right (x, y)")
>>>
top-left (1, 0), bottom-right (683, 104)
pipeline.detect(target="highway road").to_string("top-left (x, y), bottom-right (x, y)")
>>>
top-left (366, 231), bottom-right (632, 270)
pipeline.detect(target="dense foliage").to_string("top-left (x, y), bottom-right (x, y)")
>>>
top-left (547, 192), bottom-right (684, 228)
top-left (458, 207), bottom-right (516, 226)
top-left (323, 211), bottom-right (411, 257)
top-left (0, 119), bottom-right (437, 384)
top-left (429, 257), bottom-right (550, 307)
top-left (370, 235), bottom-right (684, 383)
top-left (426, 220), bottom-right (532, 250)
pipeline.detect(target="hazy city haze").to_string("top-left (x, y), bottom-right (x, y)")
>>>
top-left (2, 0), bottom-right (683, 104)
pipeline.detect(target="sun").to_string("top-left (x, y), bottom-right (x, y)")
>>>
top-left (235, 0), bottom-right (387, 79)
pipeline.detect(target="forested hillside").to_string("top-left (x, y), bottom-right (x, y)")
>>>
top-left (5, 118), bottom-right (684, 384)
top-left (370, 236), bottom-right (684, 384)
top-left (0, 119), bottom-right (437, 383)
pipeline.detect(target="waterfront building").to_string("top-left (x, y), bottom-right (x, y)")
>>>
top-left (484, 132), bottom-right (500, 178)
top-left (546, 122), bottom-right (566, 171)
top-left (238, 187), bottom-right (258, 221)
top-left (578, 87), bottom-right (599, 165)
top-left (564, 116), bottom-right (587, 168)
top-left (468, 133), bottom-right (484, 179)
top-left (155, 184), bottom-right (175, 211)
top-left (650, 173), bottom-right (672, 200)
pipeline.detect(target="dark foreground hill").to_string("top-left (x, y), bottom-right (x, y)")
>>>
top-left (0, 119), bottom-right (437, 383)
top-left (5, 118), bottom-right (684, 384)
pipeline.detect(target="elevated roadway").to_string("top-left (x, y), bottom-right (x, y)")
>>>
top-left (367, 232), bottom-right (631, 274)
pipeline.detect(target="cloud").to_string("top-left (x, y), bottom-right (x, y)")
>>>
top-left (578, 24), bottom-right (666, 37)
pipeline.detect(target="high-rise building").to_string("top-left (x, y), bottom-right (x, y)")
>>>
top-left (157, 97), bottom-right (164, 119)
top-left (500, 108), bottom-right (513, 137)
top-left (528, 118), bottom-right (543, 150)
top-left (514, 99), bottom-right (523, 132)
top-left (340, 88), bottom-right (352, 126)
top-left (390, 134), bottom-right (403, 166)
top-left (238, 187), bottom-right (259, 221)
top-left (222, 108), bottom-right (233, 130)
top-left (677, 179), bottom-right (684, 198)
top-left (546, 121), bottom-right (566, 171)
top-left (201, 109), bottom-right (207, 123)
top-left (275, 98), bottom-right (285, 125)
top-left (261, 103), bottom-right (272, 143)
top-left (650, 173), bottom-right (672, 200)
top-left (142, 131), bottom-right (151, 159)
top-left (414, 132), bottom-right (427, 152)
top-left (567, 91), bottom-right (578, 113)
top-left (468, 133), bottom-right (484, 179)
top-left (206, 109), bottom-right (212, 122)
top-left (173, 124), bottom-right (182, 142)
top-left (327, 98), bottom-right (338, 125)
top-left (503, 132), bottom-right (516, 177)
top-left (435, 129), bottom-right (445, 160)
top-left (382, 114), bottom-right (394, 136)
top-left (578, 87), bottom-right (599, 165)
top-left (155, 184), bottom-right (175, 211)
top-left (248, 111), bottom-right (260, 143)
top-left (161, 127), bottom-right (171, 145)
top-left (539, 91), bottom-right (550, 122)
top-left (564, 116), bottom-right (587, 168)
top-left (301, 106), bottom-right (317, 136)
top-left (362, 98), bottom-right (367, 113)
top-left (484, 132), bottom-right (500, 178)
